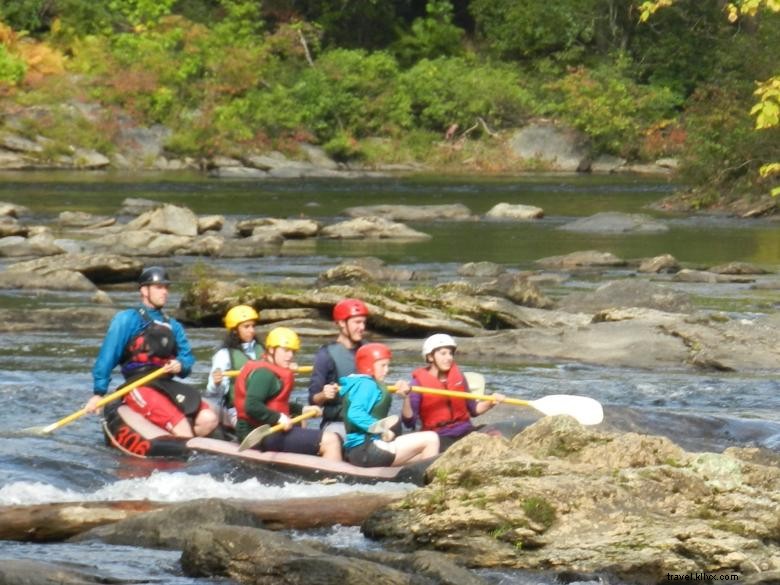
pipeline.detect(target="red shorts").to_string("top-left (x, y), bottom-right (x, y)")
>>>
top-left (124, 385), bottom-right (208, 432)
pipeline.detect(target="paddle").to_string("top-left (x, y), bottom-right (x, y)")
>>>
top-left (25, 367), bottom-right (168, 435)
top-left (238, 409), bottom-right (320, 451)
top-left (225, 365), bottom-right (312, 378)
top-left (389, 373), bottom-right (604, 426)
top-left (368, 414), bottom-right (399, 442)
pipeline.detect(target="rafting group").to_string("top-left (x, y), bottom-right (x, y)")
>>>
top-left (82, 266), bottom-right (515, 473)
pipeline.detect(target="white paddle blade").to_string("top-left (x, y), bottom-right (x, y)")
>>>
top-left (368, 415), bottom-right (399, 435)
top-left (530, 395), bottom-right (604, 426)
top-left (238, 425), bottom-right (270, 451)
top-left (463, 372), bottom-right (485, 394)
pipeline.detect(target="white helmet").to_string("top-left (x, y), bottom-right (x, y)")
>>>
top-left (422, 333), bottom-right (457, 358)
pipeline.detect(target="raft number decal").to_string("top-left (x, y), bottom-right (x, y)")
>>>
top-left (115, 425), bottom-right (152, 456)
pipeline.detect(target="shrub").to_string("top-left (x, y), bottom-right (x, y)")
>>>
top-left (541, 55), bottom-right (682, 156)
top-left (398, 56), bottom-right (534, 131)
top-left (0, 43), bottom-right (26, 85)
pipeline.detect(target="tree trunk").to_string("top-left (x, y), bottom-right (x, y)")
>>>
top-left (0, 492), bottom-right (406, 542)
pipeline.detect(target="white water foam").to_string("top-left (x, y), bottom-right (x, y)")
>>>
top-left (0, 471), bottom-right (415, 506)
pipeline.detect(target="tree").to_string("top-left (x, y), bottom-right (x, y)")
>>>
top-left (640, 0), bottom-right (780, 196)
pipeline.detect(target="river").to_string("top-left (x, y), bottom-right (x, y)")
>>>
top-left (0, 171), bottom-right (778, 584)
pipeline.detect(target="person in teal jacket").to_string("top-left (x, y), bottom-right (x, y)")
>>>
top-left (339, 343), bottom-right (439, 467)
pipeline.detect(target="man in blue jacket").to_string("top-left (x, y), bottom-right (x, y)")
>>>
top-left (86, 266), bottom-right (217, 437)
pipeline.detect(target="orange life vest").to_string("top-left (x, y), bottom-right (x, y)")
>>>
top-left (412, 363), bottom-right (470, 431)
top-left (234, 360), bottom-right (295, 426)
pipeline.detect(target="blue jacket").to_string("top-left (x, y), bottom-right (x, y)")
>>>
top-left (339, 374), bottom-right (385, 450)
top-left (92, 306), bottom-right (194, 394)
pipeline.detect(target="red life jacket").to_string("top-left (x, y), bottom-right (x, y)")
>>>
top-left (234, 360), bottom-right (295, 426)
top-left (412, 363), bottom-right (470, 431)
top-left (120, 308), bottom-right (178, 378)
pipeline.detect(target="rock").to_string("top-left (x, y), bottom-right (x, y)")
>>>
top-left (90, 229), bottom-right (194, 256)
top-left (197, 214), bottom-right (224, 233)
top-left (559, 212), bottom-right (668, 234)
top-left (127, 203), bottom-right (199, 236)
top-left (117, 197), bottom-right (161, 216)
top-left (457, 261), bottom-right (505, 278)
top-left (0, 269), bottom-right (97, 291)
top-left (558, 279), bottom-right (691, 314)
top-left (741, 199), bottom-right (776, 218)
top-left (318, 258), bottom-right (413, 285)
top-left (117, 123), bottom-right (171, 163)
top-left (475, 273), bottom-right (554, 308)
top-left (0, 151), bottom-right (35, 169)
top-left (638, 254), bottom-right (680, 273)
top-left (236, 217), bottom-right (321, 238)
top-left (484, 203), bottom-right (544, 220)
top-left (299, 143), bottom-right (339, 169)
top-left (655, 157), bottom-right (679, 169)
top-left (6, 253), bottom-right (142, 284)
top-left (58, 211), bottom-right (116, 229)
top-left (536, 250), bottom-right (626, 270)
top-left (363, 420), bottom-right (780, 582)
top-left (0, 216), bottom-right (29, 237)
top-left (71, 147), bottom-right (110, 168)
top-left (181, 524), bottom-right (418, 585)
top-left (591, 154), bottom-right (627, 173)
top-left (708, 261), bottom-right (768, 275)
top-left (0, 133), bottom-right (44, 153)
top-left (0, 201), bottom-right (31, 217)
top-left (210, 165), bottom-right (268, 178)
top-left (343, 204), bottom-right (474, 222)
top-left (0, 234), bottom-right (65, 257)
top-left (0, 559), bottom-right (129, 585)
top-left (508, 122), bottom-right (590, 172)
top-left (321, 217), bottom-right (432, 241)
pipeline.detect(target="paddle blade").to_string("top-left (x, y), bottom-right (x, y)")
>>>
top-left (463, 372), bottom-right (485, 394)
top-left (529, 395), bottom-right (604, 426)
top-left (238, 425), bottom-right (271, 451)
top-left (368, 415), bottom-right (399, 435)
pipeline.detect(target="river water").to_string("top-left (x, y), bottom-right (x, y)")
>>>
top-left (0, 171), bottom-right (779, 584)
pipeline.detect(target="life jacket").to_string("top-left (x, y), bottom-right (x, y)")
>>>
top-left (120, 308), bottom-right (178, 378)
top-left (342, 377), bottom-right (393, 437)
top-left (412, 364), bottom-right (470, 431)
top-left (321, 342), bottom-right (360, 423)
top-left (224, 345), bottom-right (254, 408)
top-left (234, 360), bottom-right (295, 427)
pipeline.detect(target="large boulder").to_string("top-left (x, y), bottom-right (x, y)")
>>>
top-left (536, 250), bottom-right (626, 270)
top-left (6, 253), bottom-right (142, 284)
top-left (484, 203), bottom-right (544, 220)
top-left (508, 122), bottom-right (590, 172)
top-left (363, 418), bottom-right (780, 583)
top-left (558, 279), bottom-right (692, 313)
top-left (127, 203), bottom-right (199, 236)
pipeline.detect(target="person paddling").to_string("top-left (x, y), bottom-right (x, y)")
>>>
top-left (340, 343), bottom-right (439, 467)
top-left (206, 304), bottom-right (262, 429)
top-left (86, 266), bottom-right (218, 438)
top-left (235, 327), bottom-right (342, 461)
top-left (402, 333), bottom-right (505, 452)
top-left (308, 298), bottom-right (370, 438)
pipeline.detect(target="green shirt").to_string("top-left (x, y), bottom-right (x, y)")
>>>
top-left (235, 368), bottom-right (303, 441)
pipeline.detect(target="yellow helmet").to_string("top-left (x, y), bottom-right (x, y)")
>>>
top-left (265, 327), bottom-right (300, 351)
top-left (224, 305), bottom-right (259, 330)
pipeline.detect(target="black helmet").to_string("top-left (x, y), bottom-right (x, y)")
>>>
top-left (138, 266), bottom-right (172, 287)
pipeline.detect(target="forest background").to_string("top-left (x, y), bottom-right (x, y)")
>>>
top-left (0, 0), bottom-right (778, 208)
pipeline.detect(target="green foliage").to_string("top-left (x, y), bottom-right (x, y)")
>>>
top-left (542, 55), bottom-right (683, 156)
top-left (470, 0), bottom-right (599, 59)
top-left (0, 0), bottom-right (48, 33)
top-left (392, 0), bottom-right (464, 66)
top-left (300, 0), bottom-right (404, 49)
top-left (399, 56), bottom-right (534, 131)
top-left (522, 496), bottom-right (556, 528)
top-left (0, 44), bottom-right (26, 84)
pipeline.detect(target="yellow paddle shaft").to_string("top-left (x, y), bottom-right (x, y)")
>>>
top-left (264, 409), bottom-right (319, 436)
top-left (41, 367), bottom-right (168, 434)
top-left (389, 384), bottom-right (528, 407)
top-left (225, 365), bottom-right (312, 378)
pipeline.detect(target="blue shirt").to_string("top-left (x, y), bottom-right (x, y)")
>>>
top-left (92, 306), bottom-right (195, 394)
top-left (339, 374), bottom-right (385, 450)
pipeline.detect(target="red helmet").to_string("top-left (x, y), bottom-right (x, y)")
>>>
top-left (332, 298), bottom-right (370, 321)
top-left (355, 343), bottom-right (392, 375)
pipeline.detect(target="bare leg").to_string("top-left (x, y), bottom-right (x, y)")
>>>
top-left (193, 408), bottom-right (219, 437)
top-left (319, 431), bottom-right (343, 461)
top-left (391, 431), bottom-right (439, 466)
top-left (170, 418), bottom-right (195, 438)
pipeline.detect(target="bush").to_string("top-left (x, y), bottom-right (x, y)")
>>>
top-left (398, 56), bottom-right (534, 131)
top-left (541, 55), bottom-right (682, 156)
top-left (0, 43), bottom-right (26, 85)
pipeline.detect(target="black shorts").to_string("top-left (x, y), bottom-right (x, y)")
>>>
top-left (345, 439), bottom-right (395, 467)
top-left (260, 426), bottom-right (322, 456)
